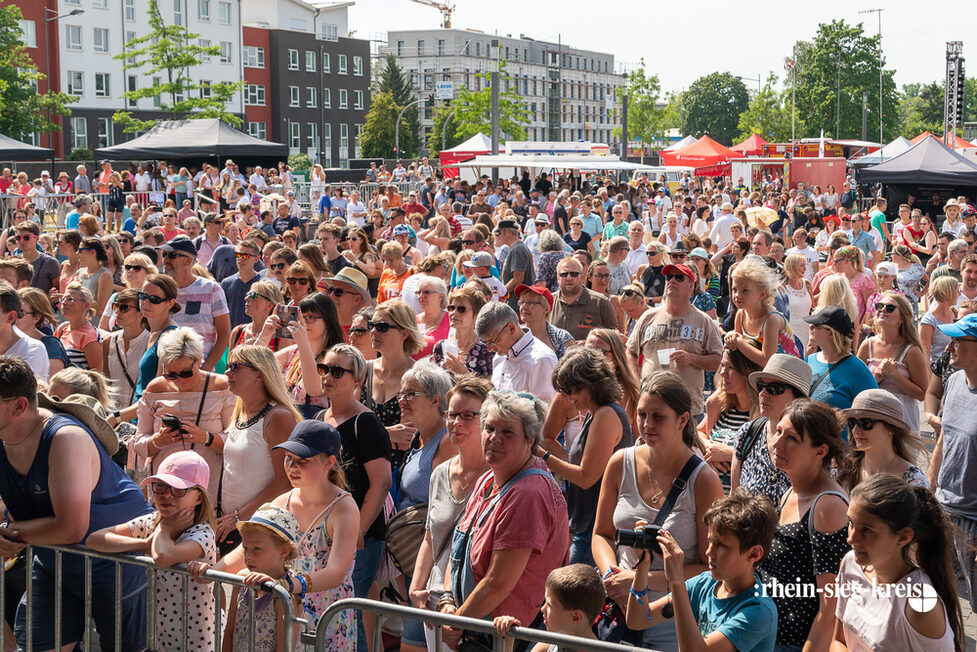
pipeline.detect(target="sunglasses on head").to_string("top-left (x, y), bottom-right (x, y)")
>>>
top-left (756, 380), bottom-right (790, 396)
top-left (137, 291), bottom-right (167, 305)
top-left (113, 303), bottom-right (136, 313)
top-left (368, 320), bottom-right (401, 333)
top-left (162, 365), bottom-right (195, 380)
top-left (150, 481), bottom-right (189, 498)
top-left (558, 271), bottom-right (581, 278)
top-left (227, 361), bottom-right (256, 373)
top-left (875, 303), bottom-right (898, 314)
top-left (124, 264), bottom-right (144, 272)
top-left (286, 277), bottom-right (310, 286)
top-left (447, 304), bottom-right (469, 314)
top-left (847, 417), bottom-right (880, 431)
top-left (316, 364), bottom-right (353, 379)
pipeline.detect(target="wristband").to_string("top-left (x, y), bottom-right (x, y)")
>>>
top-left (295, 572), bottom-right (308, 600)
top-left (204, 431), bottom-right (214, 447)
top-left (629, 586), bottom-right (649, 598)
top-left (601, 568), bottom-right (615, 580)
top-left (542, 451), bottom-right (551, 461)
top-left (112, 410), bottom-right (121, 420)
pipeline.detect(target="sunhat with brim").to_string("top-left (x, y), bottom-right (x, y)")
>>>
top-left (842, 388), bottom-right (911, 433)
top-left (747, 353), bottom-right (812, 398)
top-left (141, 450), bottom-right (210, 491)
top-left (36, 393), bottom-right (119, 455)
top-left (326, 268), bottom-right (371, 302)
top-left (237, 503), bottom-right (300, 549)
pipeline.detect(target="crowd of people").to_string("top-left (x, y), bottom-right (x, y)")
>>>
top-left (0, 159), bottom-right (975, 652)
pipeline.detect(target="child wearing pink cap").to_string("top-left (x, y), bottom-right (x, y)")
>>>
top-left (88, 450), bottom-right (218, 650)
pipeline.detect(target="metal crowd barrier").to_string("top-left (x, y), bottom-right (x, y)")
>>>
top-left (7, 543), bottom-right (306, 652)
top-left (305, 598), bottom-right (646, 652)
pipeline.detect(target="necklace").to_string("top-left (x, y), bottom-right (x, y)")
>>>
top-left (4, 417), bottom-right (47, 449)
top-left (645, 458), bottom-right (667, 506)
top-left (237, 402), bottom-right (274, 430)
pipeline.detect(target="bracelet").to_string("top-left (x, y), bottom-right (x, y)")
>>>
top-left (629, 586), bottom-right (649, 598)
top-left (295, 572), bottom-right (308, 600)
top-left (542, 451), bottom-right (551, 461)
top-left (112, 410), bottom-right (121, 420)
top-left (204, 431), bottom-right (214, 447)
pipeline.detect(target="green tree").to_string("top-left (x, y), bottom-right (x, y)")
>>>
top-left (681, 72), bottom-right (749, 144)
top-left (736, 74), bottom-right (797, 142)
top-left (359, 91), bottom-right (409, 158)
top-left (897, 81), bottom-right (944, 138)
top-left (965, 78), bottom-right (977, 124)
top-left (452, 58), bottom-right (530, 142)
top-left (612, 60), bottom-right (666, 158)
top-left (112, 0), bottom-right (242, 132)
top-left (0, 5), bottom-right (77, 141)
top-left (377, 54), bottom-right (419, 158)
top-left (426, 103), bottom-right (461, 156)
top-left (661, 91), bottom-right (685, 132)
top-left (790, 19), bottom-right (898, 141)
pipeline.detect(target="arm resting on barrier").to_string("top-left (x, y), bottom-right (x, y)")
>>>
top-left (454, 547), bottom-right (533, 620)
top-left (86, 522), bottom-right (151, 555)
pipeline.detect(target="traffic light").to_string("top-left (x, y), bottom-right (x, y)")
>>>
top-left (426, 94), bottom-right (435, 108)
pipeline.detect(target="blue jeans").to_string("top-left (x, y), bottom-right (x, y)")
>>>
top-left (568, 531), bottom-right (594, 566)
top-left (353, 535), bottom-right (384, 652)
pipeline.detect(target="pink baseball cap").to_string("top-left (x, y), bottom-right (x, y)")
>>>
top-left (142, 450), bottom-right (210, 491)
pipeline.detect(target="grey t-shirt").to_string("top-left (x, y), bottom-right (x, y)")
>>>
top-left (501, 240), bottom-right (534, 309)
top-left (425, 458), bottom-right (479, 596)
top-left (30, 253), bottom-right (61, 294)
top-left (936, 370), bottom-right (977, 520)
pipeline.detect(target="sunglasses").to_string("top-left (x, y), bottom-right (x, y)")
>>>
top-left (647, 251), bottom-right (661, 257)
top-left (162, 251), bottom-right (188, 260)
top-left (286, 277), bottom-right (311, 286)
top-left (268, 262), bottom-right (287, 271)
top-left (124, 264), bottom-right (145, 272)
top-left (461, 239), bottom-right (476, 245)
top-left (847, 417), bottom-right (880, 431)
top-left (150, 481), bottom-right (188, 498)
top-left (558, 271), bottom-right (581, 278)
top-left (316, 364), bottom-right (353, 379)
top-left (670, 253), bottom-right (688, 260)
top-left (227, 361), bottom-right (256, 373)
top-left (137, 291), bottom-right (168, 305)
top-left (325, 286), bottom-right (350, 298)
top-left (113, 303), bottom-right (137, 313)
top-left (234, 252), bottom-right (255, 260)
top-left (368, 320), bottom-right (402, 333)
top-left (664, 273), bottom-right (688, 282)
top-left (348, 327), bottom-right (368, 337)
top-left (162, 365), bottom-right (195, 380)
top-left (246, 290), bottom-right (272, 302)
top-left (755, 380), bottom-right (790, 396)
top-left (447, 304), bottom-right (469, 313)
top-left (14, 234), bottom-right (34, 242)
top-left (874, 303), bottom-right (898, 314)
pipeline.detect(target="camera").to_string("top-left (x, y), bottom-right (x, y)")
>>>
top-left (615, 524), bottom-right (662, 554)
top-left (161, 414), bottom-right (186, 434)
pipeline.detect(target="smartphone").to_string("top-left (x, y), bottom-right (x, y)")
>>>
top-left (161, 414), bottom-right (185, 433)
top-left (275, 304), bottom-right (299, 339)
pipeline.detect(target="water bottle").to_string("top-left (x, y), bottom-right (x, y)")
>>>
top-left (442, 327), bottom-right (458, 358)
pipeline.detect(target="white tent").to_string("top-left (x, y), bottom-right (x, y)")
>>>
top-left (849, 136), bottom-right (913, 167)
top-left (663, 135), bottom-right (698, 151)
top-left (441, 132), bottom-right (494, 154)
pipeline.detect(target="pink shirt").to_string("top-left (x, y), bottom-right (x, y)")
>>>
top-left (413, 311), bottom-right (450, 361)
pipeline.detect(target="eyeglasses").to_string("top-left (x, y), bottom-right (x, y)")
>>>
top-left (162, 251), bottom-right (188, 260)
top-left (417, 289), bottom-right (440, 296)
top-left (558, 271), bottom-right (581, 278)
top-left (124, 264), bottom-right (145, 272)
top-left (447, 410), bottom-right (479, 422)
top-left (447, 304), bottom-right (469, 314)
top-left (348, 327), bottom-right (368, 337)
top-left (874, 303), bottom-right (898, 314)
top-left (665, 273), bottom-right (688, 282)
top-left (395, 391), bottom-right (424, 402)
top-left (485, 326), bottom-right (509, 348)
top-left (286, 277), bottom-right (311, 286)
top-left (113, 303), bottom-right (136, 313)
top-left (227, 361), bottom-right (256, 373)
top-left (302, 312), bottom-right (322, 323)
top-left (59, 296), bottom-right (80, 304)
top-left (234, 252), bottom-right (255, 260)
top-left (150, 481), bottom-right (188, 498)
top-left (755, 380), bottom-right (790, 396)
top-left (368, 320), bottom-right (402, 334)
top-left (591, 273), bottom-right (610, 279)
top-left (847, 417), bottom-right (880, 431)
top-left (317, 364), bottom-right (354, 379)
top-left (162, 365), bottom-right (195, 380)
top-left (137, 291), bottom-right (168, 305)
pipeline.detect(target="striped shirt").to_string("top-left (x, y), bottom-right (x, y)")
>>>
top-left (172, 277), bottom-right (229, 358)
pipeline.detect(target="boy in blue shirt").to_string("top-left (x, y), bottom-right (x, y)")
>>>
top-left (627, 488), bottom-right (778, 652)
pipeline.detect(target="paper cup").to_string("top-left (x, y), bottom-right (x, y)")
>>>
top-left (657, 348), bottom-right (675, 367)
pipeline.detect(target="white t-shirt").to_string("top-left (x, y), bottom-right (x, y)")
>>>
top-left (708, 213), bottom-right (740, 249)
top-left (134, 172), bottom-right (152, 191)
top-left (4, 329), bottom-right (50, 382)
top-left (248, 173), bottom-right (267, 188)
top-left (786, 245), bottom-right (819, 281)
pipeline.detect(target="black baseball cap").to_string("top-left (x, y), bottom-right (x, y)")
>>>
top-left (273, 421), bottom-right (341, 458)
top-left (803, 305), bottom-right (854, 336)
top-left (496, 219), bottom-right (518, 230)
top-left (158, 236), bottom-right (197, 257)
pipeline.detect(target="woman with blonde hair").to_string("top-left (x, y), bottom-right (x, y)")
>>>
top-left (831, 245), bottom-right (875, 323)
top-left (47, 367), bottom-right (115, 408)
top-left (101, 234), bottom-right (126, 291)
top-left (298, 242), bottom-right (330, 289)
top-left (230, 280), bottom-right (287, 351)
top-left (810, 274), bottom-right (859, 353)
top-left (377, 241), bottom-right (412, 303)
top-left (56, 281), bottom-right (102, 370)
top-left (891, 243), bottom-right (928, 316)
top-left (309, 163), bottom-right (326, 208)
top-left (216, 345), bottom-right (301, 553)
top-left (284, 260), bottom-right (317, 304)
top-left (920, 276), bottom-right (958, 365)
top-left (784, 253), bottom-right (814, 350)
top-left (16, 287), bottom-right (70, 374)
top-left (106, 171), bottom-right (125, 233)
top-left (414, 275), bottom-right (450, 360)
top-left (619, 283), bottom-right (649, 336)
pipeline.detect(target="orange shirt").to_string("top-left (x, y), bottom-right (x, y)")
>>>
top-left (377, 266), bottom-right (412, 303)
top-left (97, 169), bottom-right (112, 194)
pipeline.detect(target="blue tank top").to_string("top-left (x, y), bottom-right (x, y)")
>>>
top-left (0, 414), bottom-right (151, 572)
top-left (396, 427), bottom-right (447, 512)
top-left (134, 325), bottom-right (178, 402)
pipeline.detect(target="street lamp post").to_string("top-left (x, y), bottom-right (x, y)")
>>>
top-left (395, 98), bottom-right (425, 159)
top-left (736, 75), bottom-right (761, 94)
top-left (829, 53), bottom-right (841, 138)
top-left (43, 8), bottom-right (84, 152)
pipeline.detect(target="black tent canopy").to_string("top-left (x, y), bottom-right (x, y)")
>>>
top-left (0, 133), bottom-right (54, 160)
top-left (858, 135), bottom-right (977, 185)
top-left (94, 119), bottom-right (288, 160)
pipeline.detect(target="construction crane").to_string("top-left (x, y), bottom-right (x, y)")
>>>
top-left (409, 0), bottom-right (454, 29)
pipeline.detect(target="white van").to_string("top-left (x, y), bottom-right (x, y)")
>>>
top-left (629, 167), bottom-right (695, 193)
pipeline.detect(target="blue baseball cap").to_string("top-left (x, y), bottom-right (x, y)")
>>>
top-left (273, 420), bottom-right (341, 458)
top-left (937, 313), bottom-right (977, 339)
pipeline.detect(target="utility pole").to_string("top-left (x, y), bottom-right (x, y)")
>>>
top-left (490, 39), bottom-right (500, 184)
top-left (861, 91), bottom-right (868, 141)
top-left (859, 8), bottom-right (885, 143)
top-left (621, 91), bottom-right (629, 160)
top-left (395, 98), bottom-right (425, 160)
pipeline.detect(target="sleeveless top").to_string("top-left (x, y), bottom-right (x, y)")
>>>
top-left (708, 407), bottom-right (751, 488)
top-left (106, 329), bottom-right (151, 410)
top-left (283, 346), bottom-right (328, 419)
top-left (866, 339), bottom-right (920, 434)
top-left (77, 266), bottom-right (111, 321)
top-left (741, 310), bottom-right (801, 358)
top-left (0, 414), bottom-right (151, 572)
top-left (567, 402), bottom-right (633, 535)
top-left (396, 427), bottom-right (447, 512)
top-left (785, 281), bottom-right (812, 346)
top-left (135, 324), bottom-right (178, 403)
top-left (220, 405), bottom-right (276, 514)
top-left (233, 578), bottom-right (280, 652)
top-left (920, 311), bottom-right (952, 364)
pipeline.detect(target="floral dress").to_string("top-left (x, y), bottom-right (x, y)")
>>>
top-left (232, 574), bottom-right (288, 652)
top-left (286, 490), bottom-right (355, 652)
top-left (432, 339), bottom-right (494, 376)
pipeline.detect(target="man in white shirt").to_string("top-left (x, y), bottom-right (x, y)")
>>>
top-left (654, 187), bottom-right (672, 226)
top-left (417, 157), bottom-right (434, 179)
top-left (625, 220), bottom-right (647, 277)
top-left (785, 228), bottom-right (820, 281)
top-left (0, 282), bottom-right (49, 382)
top-left (475, 302), bottom-right (557, 405)
top-left (392, 163), bottom-right (406, 182)
top-left (133, 166), bottom-right (152, 192)
top-left (708, 203), bottom-right (740, 250)
top-left (249, 166), bottom-right (267, 188)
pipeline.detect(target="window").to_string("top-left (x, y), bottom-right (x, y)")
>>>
top-left (199, 39), bottom-right (211, 62)
top-left (320, 23), bottom-right (337, 41)
top-left (198, 0), bottom-right (210, 21)
top-left (289, 122), bottom-right (301, 149)
top-left (305, 51), bottom-right (316, 72)
top-left (417, 40), bottom-right (425, 56)
top-left (94, 73), bottom-right (109, 97)
top-left (338, 54), bottom-right (347, 74)
top-left (355, 124), bottom-right (363, 157)
top-left (91, 28), bottom-right (109, 53)
top-left (353, 90), bottom-right (363, 110)
top-left (97, 118), bottom-right (113, 147)
top-left (353, 56), bottom-right (363, 76)
top-left (322, 88), bottom-right (331, 108)
top-left (65, 25), bottom-right (82, 51)
top-left (248, 122), bottom-right (266, 140)
top-left (339, 123), bottom-right (349, 161)
top-left (397, 40), bottom-right (404, 56)
top-left (127, 75), bottom-right (137, 94)
top-left (218, 1), bottom-right (231, 24)
top-left (323, 123), bottom-right (332, 164)
top-left (173, 0), bottom-right (183, 25)
top-left (152, 76), bottom-right (161, 107)
top-left (70, 117), bottom-right (87, 150)
top-left (306, 123), bottom-right (318, 150)
top-left (64, 0), bottom-right (79, 4)
top-left (288, 49), bottom-right (299, 70)
top-left (438, 39), bottom-right (445, 56)
top-left (338, 88), bottom-right (347, 108)
top-left (322, 53), bottom-right (330, 72)
top-left (289, 86), bottom-right (300, 107)
top-left (67, 71), bottom-right (83, 96)
top-left (17, 20), bottom-right (35, 48)
top-left (242, 46), bottom-right (264, 68)
top-left (306, 86), bottom-right (317, 108)
top-left (243, 84), bottom-right (265, 106)
top-left (219, 41), bottom-right (231, 63)
top-left (93, 0), bottom-right (108, 6)
top-left (125, 0), bottom-right (135, 21)
top-left (199, 80), bottom-right (212, 99)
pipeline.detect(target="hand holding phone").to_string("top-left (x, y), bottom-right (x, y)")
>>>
top-left (275, 304), bottom-right (298, 340)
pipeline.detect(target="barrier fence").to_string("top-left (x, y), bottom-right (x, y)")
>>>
top-left (5, 543), bottom-right (306, 652)
top-left (305, 598), bottom-right (647, 652)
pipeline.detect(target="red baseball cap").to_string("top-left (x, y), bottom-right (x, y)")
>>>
top-left (662, 264), bottom-right (694, 281)
top-left (514, 284), bottom-right (554, 310)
